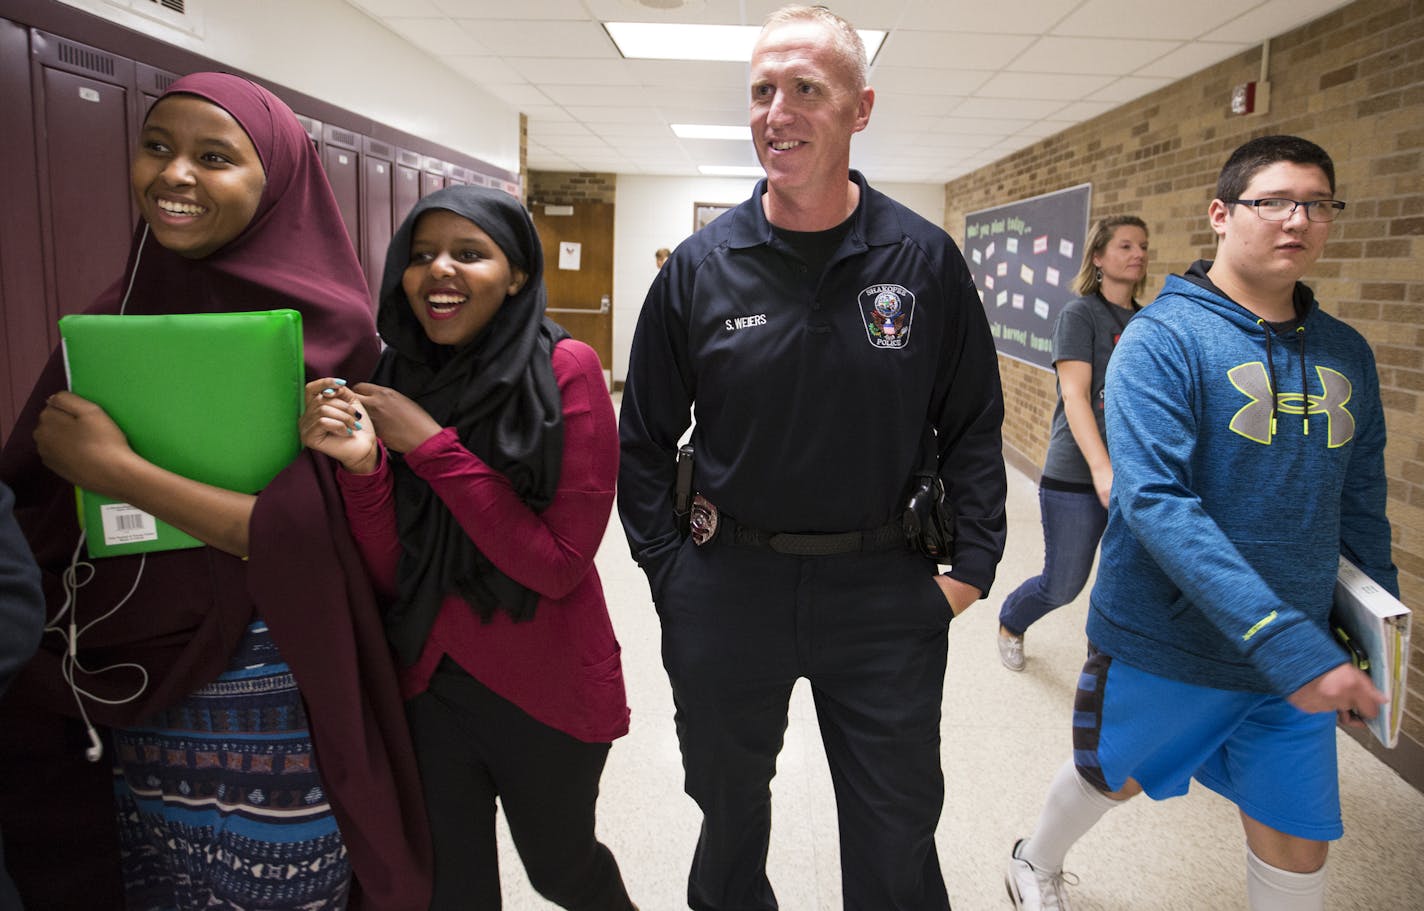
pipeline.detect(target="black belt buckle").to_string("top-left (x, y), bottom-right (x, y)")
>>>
top-left (690, 494), bottom-right (719, 546)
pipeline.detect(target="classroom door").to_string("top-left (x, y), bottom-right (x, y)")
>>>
top-left (531, 201), bottom-right (614, 380)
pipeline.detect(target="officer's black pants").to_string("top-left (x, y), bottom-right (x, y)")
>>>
top-left (658, 541), bottom-right (953, 911)
top-left (406, 659), bottom-right (635, 911)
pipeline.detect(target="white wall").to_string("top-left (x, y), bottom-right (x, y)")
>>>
top-left (610, 175), bottom-right (948, 383)
top-left (54, 0), bottom-right (520, 173)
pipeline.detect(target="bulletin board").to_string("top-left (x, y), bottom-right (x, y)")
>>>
top-left (963, 184), bottom-right (1092, 371)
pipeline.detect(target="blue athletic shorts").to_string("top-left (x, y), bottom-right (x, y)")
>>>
top-left (1071, 647), bottom-right (1342, 841)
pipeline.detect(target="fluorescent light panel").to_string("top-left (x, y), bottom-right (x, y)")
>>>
top-left (672, 123), bottom-right (752, 140)
top-left (605, 22), bottom-right (885, 64)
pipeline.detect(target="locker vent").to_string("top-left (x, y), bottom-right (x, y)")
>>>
top-left (122, 0), bottom-right (203, 37)
top-left (140, 0), bottom-right (187, 13)
top-left (154, 72), bottom-right (176, 91)
top-left (367, 140), bottom-right (393, 159)
top-left (58, 42), bottom-right (117, 77)
top-left (330, 127), bottom-right (357, 148)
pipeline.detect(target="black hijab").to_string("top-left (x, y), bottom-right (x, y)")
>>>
top-left (372, 186), bottom-right (569, 665)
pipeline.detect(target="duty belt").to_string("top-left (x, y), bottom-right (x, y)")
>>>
top-left (690, 495), bottom-right (905, 556)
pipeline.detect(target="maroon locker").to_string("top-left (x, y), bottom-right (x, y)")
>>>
top-left (394, 148), bottom-right (422, 228)
top-left (31, 30), bottom-right (136, 324)
top-left (320, 123), bottom-right (361, 258)
top-left (135, 61), bottom-right (179, 119)
top-left (0, 17), bottom-right (45, 441)
top-left (362, 136), bottom-right (396, 304)
top-left (296, 114), bottom-right (322, 149)
top-left (420, 155), bottom-right (446, 197)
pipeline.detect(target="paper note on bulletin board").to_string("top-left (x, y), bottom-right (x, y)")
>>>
top-left (559, 241), bottom-right (582, 271)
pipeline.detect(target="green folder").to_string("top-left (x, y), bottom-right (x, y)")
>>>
top-left (58, 310), bottom-right (305, 558)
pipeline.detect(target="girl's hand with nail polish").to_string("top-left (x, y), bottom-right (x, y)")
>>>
top-left (299, 377), bottom-right (379, 474)
top-left (350, 382), bottom-right (442, 454)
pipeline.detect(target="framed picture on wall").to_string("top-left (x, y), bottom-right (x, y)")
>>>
top-left (693, 202), bottom-right (735, 232)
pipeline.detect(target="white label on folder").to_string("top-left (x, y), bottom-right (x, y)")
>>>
top-left (100, 503), bottom-right (159, 546)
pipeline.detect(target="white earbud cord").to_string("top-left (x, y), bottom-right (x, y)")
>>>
top-left (45, 532), bottom-right (150, 762)
top-left (48, 227), bottom-right (154, 761)
top-left (117, 222), bottom-right (148, 316)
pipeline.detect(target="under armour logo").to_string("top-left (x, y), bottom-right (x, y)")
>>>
top-left (1227, 362), bottom-right (1354, 447)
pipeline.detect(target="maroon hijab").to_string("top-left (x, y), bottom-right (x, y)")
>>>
top-left (0, 73), bottom-right (430, 910)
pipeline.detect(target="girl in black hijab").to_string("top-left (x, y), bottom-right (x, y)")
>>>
top-left (301, 185), bottom-right (637, 910)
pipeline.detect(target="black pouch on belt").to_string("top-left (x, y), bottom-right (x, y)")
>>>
top-left (673, 444), bottom-right (695, 536)
top-left (902, 426), bottom-right (955, 562)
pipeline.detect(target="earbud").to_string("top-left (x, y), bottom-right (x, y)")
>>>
top-left (84, 725), bottom-right (104, 763)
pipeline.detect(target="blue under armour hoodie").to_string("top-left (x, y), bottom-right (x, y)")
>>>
top-left (1086, 262), bottom-right (1397, 696)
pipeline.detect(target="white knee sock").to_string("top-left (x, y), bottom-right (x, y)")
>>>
top-left (1245, 846), bottom-right (1325, 911)
top-left (1019, 758), bottom-right (1121, 872)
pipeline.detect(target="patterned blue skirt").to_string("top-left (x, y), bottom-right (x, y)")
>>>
top-left (113, 621), bottom-right (351, 910)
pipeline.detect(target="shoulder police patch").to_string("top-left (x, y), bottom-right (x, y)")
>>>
top-left (859, 284), bottom-right (915, 349)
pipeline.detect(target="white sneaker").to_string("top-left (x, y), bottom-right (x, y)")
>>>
top-left (1006, 838), bottom-right (1076, 910)
top-left (998, 628), bottom-right (1025, 672)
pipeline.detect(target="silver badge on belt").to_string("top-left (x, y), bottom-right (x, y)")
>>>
top-left (690, 494), bottom-right (719, 546)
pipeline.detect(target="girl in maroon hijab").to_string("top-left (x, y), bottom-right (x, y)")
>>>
top-left (0, 73), bottom-right (429, 910)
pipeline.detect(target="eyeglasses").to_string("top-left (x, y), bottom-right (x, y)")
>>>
top-left (1226, 198), bottom-right (1346, 223)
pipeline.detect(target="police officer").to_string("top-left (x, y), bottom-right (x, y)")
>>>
top-left (617, 6), bottom-right (1007, 910)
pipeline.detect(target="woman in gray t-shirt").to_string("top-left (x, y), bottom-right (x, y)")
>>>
top-left (997, 216), bottom-right (1149, 671)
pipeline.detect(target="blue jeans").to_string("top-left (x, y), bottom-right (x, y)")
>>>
top-left (998, 485), bottom-right (1107, 636)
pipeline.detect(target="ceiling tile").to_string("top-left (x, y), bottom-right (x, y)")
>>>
top-left (1044, 99), bottom-right (1121, 121)
top-left (432, 0), bottom-right (588, 18)
top-left (896, 0), bottom-right (1080, 34)
top-left (871, 66), bottom-right (990, 97)
top-left (348, 0), bottom-right (446, 17)
top-left (382, 17), bottom-right (489, 55)
top-left (923, 115), bottom-right (1034, 134)
top-left (457, 19), bottom-right (620, 57)
top-left (1089, 75), bottom-right (1175, 103)
top-left (626, 58), bottom-right (750, 86)
top-left (951, 97), bottom-right (1071, 119)
top-left (443, 55), bottom-right (530, 85)
top-left (566, 106), bottom-right (668, 124)
top-left (975, 72), bottom-right (1116, 101)
top-left (1051, 0), bottom-right (1251, 40)
top-left (479, 83), bottom-right (554, 107)
top-left (1200, 0), bottom-right (1352, 43)
top-left (1008, 36), bottom-right (1183, 75)
top-left (867, 94), bottom-right (966, 119)
top-left (526, 120), bottom-right (597, 137)
top-left (507, 57), bottom-right (641, 85)
top-left (879, 31), bottom-right (1038, 71)
top-left (1135, 41), bottom-right (1249, 78)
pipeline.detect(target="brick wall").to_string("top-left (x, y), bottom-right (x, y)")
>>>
top-left (945, 0), bottom-right (1423, 785)
top-left (528, 171), bottom-right (618, 205)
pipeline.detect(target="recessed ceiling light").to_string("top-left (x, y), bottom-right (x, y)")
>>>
top-left (672, 123), bottom-right (752, 140)
top-left (605, 22), bottom-right (885, 64)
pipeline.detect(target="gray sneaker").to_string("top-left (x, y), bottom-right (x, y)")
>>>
top-left (997, 628), bottom-right (1025, 672)
top-left (1006, 838), bottom-right (1076, 910)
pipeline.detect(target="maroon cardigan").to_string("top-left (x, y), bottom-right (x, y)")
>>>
top-left (339, 340), bottom-right (630, 743)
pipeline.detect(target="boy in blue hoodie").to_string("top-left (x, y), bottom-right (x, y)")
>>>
top-left (1005, 135), bottom-right (1398, 911)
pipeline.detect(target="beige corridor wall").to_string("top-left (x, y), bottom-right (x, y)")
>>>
top-left (945, 0), bottom-right (1423, 785)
